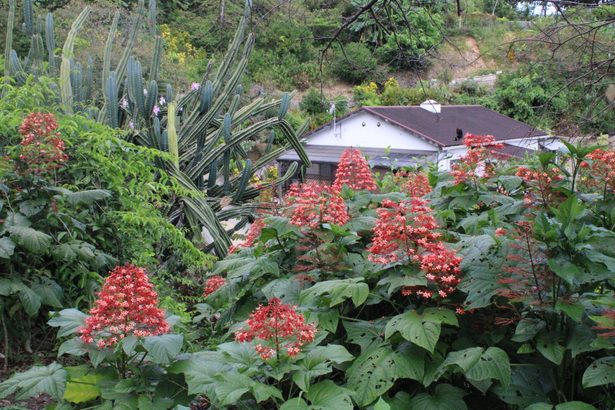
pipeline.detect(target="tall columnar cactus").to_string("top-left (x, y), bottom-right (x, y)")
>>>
top-left (3, 0), bottom-right (16, 89)
top-left (2, 0), bottom-right (310, 256)
top-left (23, 0), bottom-right (34, 36)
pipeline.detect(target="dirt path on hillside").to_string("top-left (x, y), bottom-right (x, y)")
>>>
top-left (425, 36), bottom-right (498, 81)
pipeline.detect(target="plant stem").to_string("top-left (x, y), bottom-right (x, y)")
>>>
top-left (1, 311), bottom-right (9, 372)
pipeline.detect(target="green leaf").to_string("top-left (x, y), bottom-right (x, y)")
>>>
top-left (142, 334), bottom-right (183, 364)
top-left (0, 278), bottom-right (12, 296)
top-left (59, 189), bottom-right (112, 206)
top-left (306, 380), bottom-right (353, 410)
top-left (17, 284), bottom-right (42, 316)
top-left (385, 308), bottom-right (457, 353)
top-left (374, 397), bottom-right (391, 410)
top-left (582, 357), bottom-right (615, 388)
top-left (377, 271), bottom-right (426, 296)
top-left (536, 333), bottom-right (565, 365)
top-left (213, 372), bottom-right (252, 406)
top-left (8, 225), bottom-right (52, 252)
top-left (525, 403), bottom-right (553, 410)
top-left (64, 373), bottom-right (103, 403)
top-left (293, 345), bottom-right (354, 392)
top-left (555, 300), bottom-right (584, 322)
top-left (32, 280), bottom-right (63, 308)
top-left (252, 382), bottom-right (283, 403)
top-left (0, 362), bottom-right (67, 400)
top-left (48, 309), bottom-right (88, 337)
top-left (512, 318), bottom-right (546, 343)
top-left (343, 319), bottom-right (385, 353)
top-left (0, 237), bottom-right (15, 259)
top-left (58, 337), bottom-right (88, 357)
top-left (280, 398), bottom-right (309, 410)
top-left (301, 278), bottom-right (369, 307)
top-left (346, 345), bottom-right (398, 407)
top-left (547, 258), bottom-right (581, 286)
top-left (465, 347), bottom-right (511, 388)
top-left (492, 365), bottom-right (554, 406)
top-left (435, 347), bottom-right (483, 381)
top-left (410, 383), bottom-right (467, 410)
top-left (556, 402), bottom-right (597, 410)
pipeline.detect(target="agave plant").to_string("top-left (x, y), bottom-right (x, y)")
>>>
top-left (3, 0), bottom-right (310, 256)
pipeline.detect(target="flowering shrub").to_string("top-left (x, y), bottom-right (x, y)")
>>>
top-left (287, 181), bottom-right (349, 228)
top-left (368, 197), bottom-right (462, 299)
top-left (451, 134), bottom-right (504, 185)
top-left (229, 218), bottom-right (266, 253)
top-left (80, 264), bottom-right (169, 348)
top-left (235, 298), bottom-right (317, 359)
top-left (586, 148), bottom-right (615, 194)
top-left (332, 147), bottom-right (377, 192)
top-left (17, 112), bottom-right (68, 175)
top-left (203, 275), bottom-right (227, 296)
top-left (516, 165), bottom-right (564, 207)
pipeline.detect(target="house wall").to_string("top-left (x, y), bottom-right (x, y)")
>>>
top-left (307, 112), bottom-right (439, 152)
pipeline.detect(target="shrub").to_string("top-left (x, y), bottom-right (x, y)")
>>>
top-left (330, 42), bottom-right (378, 84)
top-left (300, 88), bottom-right (326, 115)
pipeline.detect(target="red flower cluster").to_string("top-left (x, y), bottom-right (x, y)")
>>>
top-left (368, 198), bottom-right (462, 299)
top-left (79, 264), bottom-right (170, 349)
top-left (592, 309), bottom-right (615, 338)
top-left (585, 149), bottom-right (615, 193)
top-left (516, 166), bottom-right (564, 207)
top-left (332, 148), bottom-right (377, 192)
top-left (405, 171), bottom-right (432, 197)
top-left (18, 113), bottom-right (68, 175)
top-left (204, 275), bottom-right (227, 296)
top-left (451, 134), bottom-right (504, 185)
top-left (235, 298), bottom-right (317, 360)
top-left (229, 218), bottom-right (266, 253)
top-left (287, 182), bottom-right (349, 228)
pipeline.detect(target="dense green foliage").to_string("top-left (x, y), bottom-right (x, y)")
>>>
top-left (0, 79), bottom-right (213, 368)
top-left (2, 141), bottom-right (614, 409)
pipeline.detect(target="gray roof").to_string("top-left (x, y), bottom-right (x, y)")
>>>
top-left (278, 145), bottom-right (436, 167)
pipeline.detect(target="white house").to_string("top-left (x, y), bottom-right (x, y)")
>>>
top-left (278, 101), bottom-right (562, 182)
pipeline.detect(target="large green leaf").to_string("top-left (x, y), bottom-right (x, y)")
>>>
top-left (582, 356), bottom-right (615, 388)
top-left (301, 278), bottom-right (369, 307)
top-left (305, 380), bottom-right (353, 410)
top-left (343, 319), bottom-right (385, 353)
top-left (60, 189), bottom-right (112, 206)
top-left (143, 334), bottom-right (183, 364)
top-left (465, 347), bottom-right (511, 388)
top-left (0, 237), bottom-right (15, 259)
top-left (492, 365), bottom-right (554, 406)
top-left (8, 225), bottom-right (52, 252)
top-left (346, 345), bottom-right (398, 407)
top-left (410, 383), bottom-right (467, 410)
top-left (385, 308), bottom-right (457, 353)
top-left (511, 318), bottom-right (546, 343)
top-left (64, 373), bottom-right (104, 403)
top-left (536, 333), bottom-right (565, 365)
top-left (0, 362), bottom-right (67, 400)
top-left (48, 308), bottom-right (88, 337)
top-left (292, 345), bottom-right (354, 392)
top-left (16, 283), bottom-right (42, 316)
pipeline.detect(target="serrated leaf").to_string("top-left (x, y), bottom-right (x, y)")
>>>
top-left (252, 382), bottom-right (283, 403)
top-left (343, 320), bottom-right (385, 353)
top-left (555, 300), bottom-right (584, 322)
top-left (346, 345), bottom-right (398, 407)
top-left (582, 356), bottom-right (615, 388)
top-left (0, 362), bottom-right (67, 400)
top-left (58, 337), bottom-right (88, 357)
top-left (8, 225), bottom-right (52, 252)
top-left (143, 334), bottom-right (183, 364)
top-left (48, 309), bottom-right (88, 337)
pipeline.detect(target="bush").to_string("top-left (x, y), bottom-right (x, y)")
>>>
top-left (330, 42), bottom-right (378, 84)
top-left (300, 88), bottom-right (326, 115)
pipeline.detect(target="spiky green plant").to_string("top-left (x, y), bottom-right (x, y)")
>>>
top-left (3, 0), bottom-right (310, 256)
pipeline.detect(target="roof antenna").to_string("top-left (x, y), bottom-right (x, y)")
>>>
top-left (455, 128), bottom-right (463, 141)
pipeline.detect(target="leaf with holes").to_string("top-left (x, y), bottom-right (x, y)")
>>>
top-left (582, 356), bottom-right (615, 388)
top-left (143, 334), bottom-right (183, 365)
top-left (536, 333), bottom-right (565, 365)
top-left (346, 345), bottom-right (399, 407)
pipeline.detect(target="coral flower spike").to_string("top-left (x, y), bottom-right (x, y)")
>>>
top-left (80, 264), bottom-right (170, 349)
top-left (333, 147), bottom-right (377, 192)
